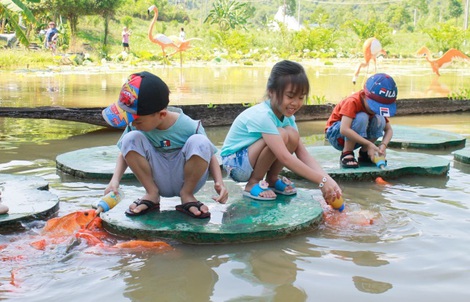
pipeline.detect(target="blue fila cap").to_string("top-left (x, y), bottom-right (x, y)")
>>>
top-left (364, 73), bottom-right (398, 117)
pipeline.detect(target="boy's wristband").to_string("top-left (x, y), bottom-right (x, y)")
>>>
top-left (379, 143), bottom-right (388, 148)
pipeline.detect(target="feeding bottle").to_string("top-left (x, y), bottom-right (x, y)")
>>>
top-left (330, 196), bottom-right (345, 212)
top-left (373, 153), bottom-right (387, 169)
top-left (96, 189), bottom-right (124, 214)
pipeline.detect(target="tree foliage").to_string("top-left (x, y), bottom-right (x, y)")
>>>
top-left (344, 17), bottom-right (393, 47)
top-left (1, 0), bottom-right (39, 46)
top-left (204, 0), bottom-right (254, 31)
top-left (447, 0), bottom-right (463, 19)
top-left (293, 27), bottom-right (338, 55)
top-left (92, 0), bottom-right (126, 46)
top-left (310, 7), bottom-right (330, 27)
top-left (284, 0), bottom-right (297, 17)
top-left (2, 0), bottom-right (470, 63)
top-left (423, 22), bottom-right (468, 51)
top-left (46, 0), bottom-right (93, 38)
top-left (385, 4), bottom-right (412, 31)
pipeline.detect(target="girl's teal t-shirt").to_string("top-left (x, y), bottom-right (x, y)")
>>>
top-left (220, 100), bottom-right (297, 157)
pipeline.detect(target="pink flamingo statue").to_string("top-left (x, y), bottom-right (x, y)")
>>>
top-left (147, 5), bottom-right (201, 65)
top-left (352, 37), bottom-right (387, 85)
top-left (416, 46), bottom-right (470, 76)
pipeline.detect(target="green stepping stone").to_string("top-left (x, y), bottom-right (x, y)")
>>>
top-left (56, 145), bottom-right (134, 179)
top-left (283, 146), bottom-right (450, 181)
top-left (0, 174), bottom-right (59, 230)
top-left (56, 144), bottom-right (451, 182)
top-left (101, 181), bottom-right (324, 244)
top-left (453, 147), bottom-right (470, 164)
top-left (382, 125), bottom-right (466, 149)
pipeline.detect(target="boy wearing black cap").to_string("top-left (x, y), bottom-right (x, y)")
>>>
top-left (325, 73), bottom-right (398, 168)
top-left (102, 71), bottom-right (228, 218)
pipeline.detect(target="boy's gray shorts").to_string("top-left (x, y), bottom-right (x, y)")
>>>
top-left (120, 131), bottom-right (212, 197)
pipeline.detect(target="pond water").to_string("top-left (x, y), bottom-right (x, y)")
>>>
top-left (1, 59), bottom-right (470, 108)
top-left (1, 65), bottom-right (470, 302)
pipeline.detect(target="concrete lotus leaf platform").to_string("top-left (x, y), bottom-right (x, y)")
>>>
top-left (288, 146), bottom-right (450, 181)
top-left (381, 125), bottom-right (466, 150)
top-left (101, 181), bottom-right (324, 244)
top-left (55, 126), bottom-right (462, 181)
top-left (0, 174), bottom-right (59, 230)
top-left (56, 145), bottom-right (450, 182)
top-left (453, 147), bottom-right (470, 164)
top-left (56, 145), bottom-right (133, 179)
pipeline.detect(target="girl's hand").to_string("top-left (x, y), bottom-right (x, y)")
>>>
top-left (321, 180), bottom-right (342, 205)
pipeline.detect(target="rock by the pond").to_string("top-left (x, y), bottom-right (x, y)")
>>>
top-left (101, 180), bottom-right (324, 244)
top-left (0, 174), bottom-right (59, 230)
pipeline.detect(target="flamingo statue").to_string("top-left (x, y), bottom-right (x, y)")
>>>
top-left (147, 5), bottom-right (201, 65)
top-left (416, 46), bottom-right (470, 76)
top-left (352, 37), bottom-right (387, 85)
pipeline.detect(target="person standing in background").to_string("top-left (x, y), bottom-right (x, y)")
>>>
top-left (45, 21), bottom-right (59, 55)
top-left (122, 27), bottom-right (131, 52)
top-left (179, 27), bottom-right (186, 41)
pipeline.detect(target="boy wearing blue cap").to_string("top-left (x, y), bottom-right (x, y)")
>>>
top-left (325, 73), bottom-right (398, 168)
top-left (102, 71), bottom-right (228, 218)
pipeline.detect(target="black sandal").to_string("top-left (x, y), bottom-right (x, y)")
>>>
top-left (176, 201), bottom-right (211, 219)
top-left (125, 199), bottom-right (160, 216)
top-left (340, 151), bottom-right (359, 169)
top-left (358, 149), bottom-right (373, 164)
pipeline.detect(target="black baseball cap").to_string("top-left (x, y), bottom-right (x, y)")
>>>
top-left (102, 71), bottom-right (170, 128)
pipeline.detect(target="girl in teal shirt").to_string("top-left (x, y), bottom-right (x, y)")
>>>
top-left (221, 60), bottom-right (342, 204)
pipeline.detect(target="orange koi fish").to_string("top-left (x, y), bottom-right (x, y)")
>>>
top-left (2, 209), bottom-right (172, 290)
top-left (323, 208), bottom-right (375, 227)
top-left (320, 198), bottom-right (376, 227)
top-left (30, 209), bottom-right (101, 250)
top-left (375, 177), bottom-right (391, 186)
top-left (28, 209), bottom-right (173, 251)
top-left (75, 230), bottom-right (105, 246)
top-left (42, 209), bottom-right (97, 236)
top-left (113, 240), bottom-right (173, 251)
